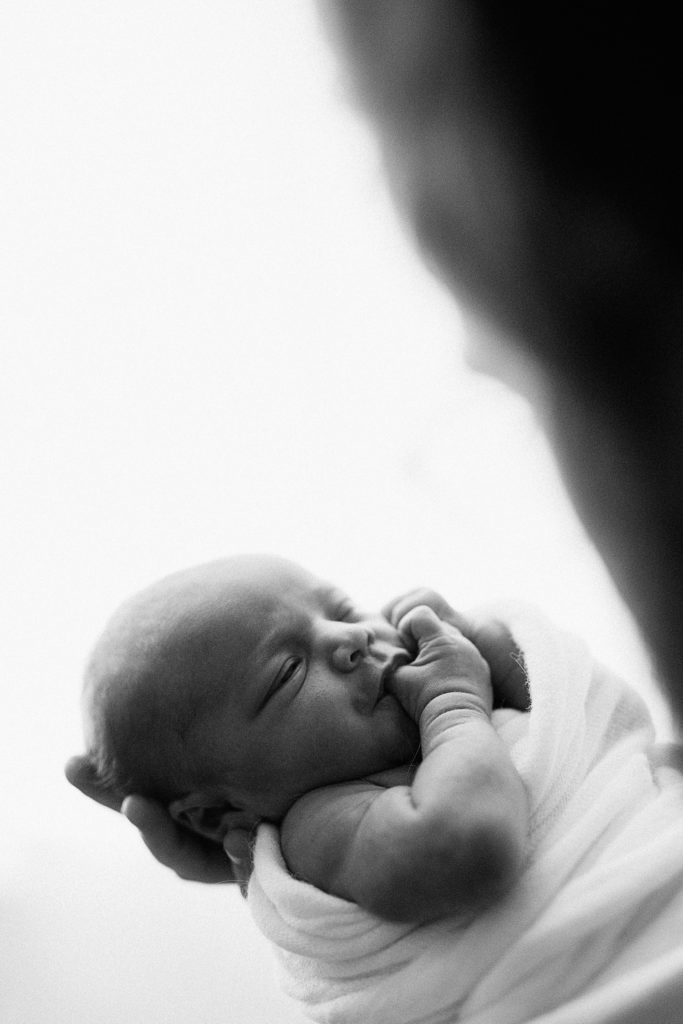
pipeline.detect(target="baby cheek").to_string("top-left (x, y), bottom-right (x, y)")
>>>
top-left (382, 702), bottom-right (420, 760)
top-left (350, 693), bottom-right (374, 715)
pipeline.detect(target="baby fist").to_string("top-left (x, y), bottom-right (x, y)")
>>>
top-left (388, 605), bottom-right (492, 722)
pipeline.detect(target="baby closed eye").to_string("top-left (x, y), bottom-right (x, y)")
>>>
top-left (270, 656), bottom-right (306, 698)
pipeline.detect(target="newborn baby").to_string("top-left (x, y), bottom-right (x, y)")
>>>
top-left (82, 555), bottom-right (683, 1023)
top-left (82, 554), bottom-right (530, 923)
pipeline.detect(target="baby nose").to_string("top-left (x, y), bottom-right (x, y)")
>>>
top-left (330, 623), bottom-right (375, 673)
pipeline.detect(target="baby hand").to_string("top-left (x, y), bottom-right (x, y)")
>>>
top-left (384, 588), bottom-right (529, 713)
top-left (388, 605), bottom-right (492, 723)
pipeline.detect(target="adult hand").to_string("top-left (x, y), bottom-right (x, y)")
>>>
top-left (65, 755), bottom-right (253, 889)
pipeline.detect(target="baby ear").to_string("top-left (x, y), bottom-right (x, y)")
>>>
top-left (169, 793), bottom-right (259, 843)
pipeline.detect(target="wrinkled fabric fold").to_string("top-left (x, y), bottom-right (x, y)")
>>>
top-left (248, 605), bottom-right (683, 1023)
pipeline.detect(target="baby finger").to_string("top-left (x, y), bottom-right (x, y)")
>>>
top-left (397, 604), bottom-right (456, 649)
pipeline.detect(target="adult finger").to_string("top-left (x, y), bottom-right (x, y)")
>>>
top-left (64, 755), bottom-right (122, 812)
top-left (223, 829), bottom-right (254, 898)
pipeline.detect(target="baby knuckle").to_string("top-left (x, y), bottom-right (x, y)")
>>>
top-left (415, 588), bottom-right (442, 610)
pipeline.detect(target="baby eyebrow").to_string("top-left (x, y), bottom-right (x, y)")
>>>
top-left (314, 584), bottom-right (352, 611)
top-left (311, 582), bottom-right (337, 603)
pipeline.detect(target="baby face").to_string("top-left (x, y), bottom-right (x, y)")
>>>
top-left (181, 555), bottom-right (419, 819)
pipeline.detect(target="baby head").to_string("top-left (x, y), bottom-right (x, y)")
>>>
top-left (82, 554), bottom-right (418, 842)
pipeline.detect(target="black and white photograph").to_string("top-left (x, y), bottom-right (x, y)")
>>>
top-left (3, 4), bottom-right (683, 1023)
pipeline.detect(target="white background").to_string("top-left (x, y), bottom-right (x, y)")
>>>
top-left (1, 3), bottom-right (672, 1022)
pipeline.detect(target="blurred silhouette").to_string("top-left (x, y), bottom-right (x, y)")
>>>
top-left (321, 1), bottom-right (683, 727)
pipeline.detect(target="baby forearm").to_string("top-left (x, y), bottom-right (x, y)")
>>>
top-left (343, 704), bottom-right (528, 923)
top-left (416, 701), bottom-right (528, 871)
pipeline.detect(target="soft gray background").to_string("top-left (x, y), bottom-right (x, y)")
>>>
top-left (1, 3), bottom-right (671, 1021)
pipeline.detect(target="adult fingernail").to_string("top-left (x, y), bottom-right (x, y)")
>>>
top-left (121, 797), bottom-right (142, 827)
top-left (224, 840), bottom-right (245, 863)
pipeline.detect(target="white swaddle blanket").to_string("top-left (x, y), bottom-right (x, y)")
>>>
top-left (248, 606), bottom-right (683, 1023)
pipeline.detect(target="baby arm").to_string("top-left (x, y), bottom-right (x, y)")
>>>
top-left (281, 607), bottom-right (529, 924)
